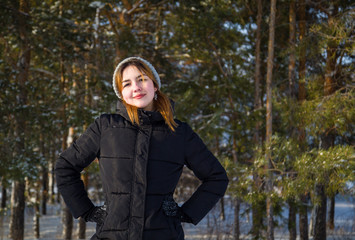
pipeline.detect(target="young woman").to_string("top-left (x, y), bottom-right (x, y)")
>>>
top-left (55, 57), bottom-right (229, 240)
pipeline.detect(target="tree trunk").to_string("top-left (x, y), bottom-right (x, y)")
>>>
top-left (314, 184), bottom-right (327, 240)
top-left (42, 168), bottom-right (48, 215)
top-left (59, 0), bottom-right (73, 233)
top-left (0, 188), bottom-right (4, 239)
top-left (265, 0), bottom-right (277, 239)
top-left (309, 205), bottom-right (316, 236)
top-left (41, 134), bottom-right (48, 215)
top-left (78, 218), bottom-right (86, 239)
top-left (299, 194), bottom-right (309, 240)
top-left (313, 132), bottom-right (334, 240)
top-left (287, 2), bottom-right (297, 238)
top-left (61, 200), bottom-right (73, 240)
top-left (297, 1), bottom-right (309, 239)
top-left (251, 200), bottom-right (263, 240)
top-left (9, 181), bottom-right (26, 240)
top-left (288, 200), bottom-right (297, 240)
top-left (61, 127), bottom-right (74, 239)
top-left (324, 34), bottom-right (338, 96)
top-left (48, 145), bottom-right (55, 204)
top-left (265, 181), bottom-right (274, 240)
top-left (288, 0), bottom-right (296, 98)
top-left (254, 0), bottom-right (262, 113)
top-left (252, 0), bottom-right (263, 238)
top-left (323, 4), bottom-right (338, 96)
top-left (298, 0), bottom-right (306, 101)
top-left (219, 197), bottom-right (225, 221)
top-left (314, 3), bottom-right (338, 239)
top-left (60, 133), bottom-right (73, 240)
top-left (327, 195), bottom-right (335, 230)
top-left (33, 182), bottom-right (40, 239)
top-left (9, 0), bottom-right (31, 239)
top-left (1, 184), bottom-right (6, 209)
top-left (234, 198), bottom-right (240, 240)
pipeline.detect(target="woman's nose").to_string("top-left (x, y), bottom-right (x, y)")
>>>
top-left (133, 81), bottom-right (142, 91)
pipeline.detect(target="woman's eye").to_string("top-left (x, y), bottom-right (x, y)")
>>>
top-left (123, 83), bottom-right (130, 88)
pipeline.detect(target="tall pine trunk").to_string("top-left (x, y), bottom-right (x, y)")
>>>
top-left (0, 179), bottom-right (7, 239)
top-left (59, 0), bottom-right (73, 235)
top-left (40, 134), bottom-right (48, 215)
top-left (9, 181), bottom-right (26, 240)
top-left (288, 0), bottom-right (296, 98)
top-left (299, 194), bottom-right (309, 240)
top-left (61, 201), bottom-right (73, 240)
top-left (9, 0), bottom-right (31, 239)
top-left (42, 167), bottom-right (48, 215)
top-left (61, 127), bottom-right (74, 239)
top-left (219, 196), bottom-right (225, 221)
top-left (314, 3), bottom-right (338, 240)
top-left (1, 181), bottom-right (6, 209)
top-left (33, 182), bottom-right (40, 239)
top-left (287, 2), bottom-right (297, 240)
top-left (78, 216), bottom-right (86, 239)
top-left (234, 198), bottom-right (240, 240)
top-left (265, 0), bottom-right (277, 239)
top-left (251, 0), bottom-right (263, 238)
top-left (48, 143), bottom-right (55, 204)
top-left (298, 0), bottom-right (306, 101)
top-left (327, 195), bottom-right (335, 230)
top-left (323, 3), bottom-right (338, 97)
top-left (288, 200), bottom-right (297, 240)
top-left (298, 1), bottom-right (308, 239)
top-left (314, 184), bottom-right (327, 240)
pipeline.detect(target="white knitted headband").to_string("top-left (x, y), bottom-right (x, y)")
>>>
top-left (112, 57), bottom-right (161, 99)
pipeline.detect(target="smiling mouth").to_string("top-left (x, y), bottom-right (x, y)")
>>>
top-left (134, 94), bottom-right (145, 99)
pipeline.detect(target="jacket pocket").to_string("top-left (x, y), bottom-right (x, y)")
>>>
top-left (162, 195), bottom-right (184, 239)
top-left (101, 193), bottom-right (130, 231)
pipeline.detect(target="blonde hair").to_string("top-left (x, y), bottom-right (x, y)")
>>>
top-left (115, 59), bottom-right (177, 131)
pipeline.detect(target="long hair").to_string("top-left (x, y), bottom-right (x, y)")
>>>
top-left (115, 59), bottom-right (177, 131)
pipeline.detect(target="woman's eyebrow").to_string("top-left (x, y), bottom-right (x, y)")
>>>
top-left (123, 73), bottom-right (148, 82)
top-left (136, 74), bottom-right (148, 79)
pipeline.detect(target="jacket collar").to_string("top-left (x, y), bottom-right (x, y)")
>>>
top-left (116, 100), bottom-right (165, 124)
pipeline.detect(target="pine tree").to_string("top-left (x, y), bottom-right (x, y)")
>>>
top-left (9, 0), bottom-right (31, 238)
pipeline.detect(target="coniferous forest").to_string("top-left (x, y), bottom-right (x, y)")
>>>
top-left (0, 0), bottom-right (354, 239)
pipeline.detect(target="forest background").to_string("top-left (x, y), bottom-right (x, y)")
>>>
top-left (0, 0), bottom-right (354, 240)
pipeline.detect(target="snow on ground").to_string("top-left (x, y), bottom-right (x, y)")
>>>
top-left (0, 196), bottom-right (354, 240)
top-left (0, 204), bottom-right (96, 240)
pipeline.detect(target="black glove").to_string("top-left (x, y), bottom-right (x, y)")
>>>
top-left (162, 195), bottom-right (193, 223)
top-left (162, 195), bottom-right (179, 216)
top-left (83, 205), bottom-right (107, 225)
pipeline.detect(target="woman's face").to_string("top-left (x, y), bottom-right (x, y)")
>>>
top-left (121, 65), bottom-right (157, 111)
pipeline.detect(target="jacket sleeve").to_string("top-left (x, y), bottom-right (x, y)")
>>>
top-left (180, 123), bottom-right (229, 225)
top-left (55, 117), bottom-right (102, 218)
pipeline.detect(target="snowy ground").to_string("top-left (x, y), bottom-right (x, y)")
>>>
top-left (0, 196), bottom-right (354, 240)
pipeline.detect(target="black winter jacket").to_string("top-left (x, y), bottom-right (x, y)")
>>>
top-left (55, 101), bottom-right (229, 240)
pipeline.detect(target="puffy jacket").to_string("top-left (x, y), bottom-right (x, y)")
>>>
top-left (55, 101), bottom-right (229, 240)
